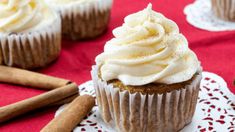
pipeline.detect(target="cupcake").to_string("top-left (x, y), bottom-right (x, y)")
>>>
top-left (46, 0), bottom-right (112, 40)
top-left (211, 0), bottom-right (235, 21)
top-left (0, 0), bottom-right (61, 69)
top-left (91, 4), bottom-right (202, 132)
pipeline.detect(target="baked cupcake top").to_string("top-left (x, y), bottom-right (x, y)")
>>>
top-left (0, 0), bottom-right (57, 33)
top-left (96, 4), bottom-right (200, 86)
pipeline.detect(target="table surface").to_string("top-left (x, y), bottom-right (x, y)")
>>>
top-left (0, 0), bottom-right (235, 131)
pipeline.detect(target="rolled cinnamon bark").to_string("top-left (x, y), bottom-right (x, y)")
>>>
top-left (41, 95), bottom-right (95, 132)
top-left (0, 65), bottom-right (70, 90)
top-left (50, 94), bottom-right (78, 106)
top-left (0, 83), bottom-right (78, 123)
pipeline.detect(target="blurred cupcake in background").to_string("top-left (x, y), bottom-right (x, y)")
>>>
top-left (46, 0), bottom-right (113, 40)
top-left (211, 0), bottom-right (235, 21)
top-left (0, 0), bottom-right (61, 69)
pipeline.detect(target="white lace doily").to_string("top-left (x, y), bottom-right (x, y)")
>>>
top-left (184, 0), bottom-right (235, 31)
top-left (56, 72), bottom-right (235, 132)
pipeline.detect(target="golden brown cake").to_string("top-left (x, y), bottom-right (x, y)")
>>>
top-left (0, 0), bottom-right (61, 69)
top-left (108, 73), bottom-right (199, 94)
top-left (211, 0), bottom-right (235, 21)
top-left (91, 3), bottom-right (202, 132)
top-left (46, 0), bottom-right (112, 40)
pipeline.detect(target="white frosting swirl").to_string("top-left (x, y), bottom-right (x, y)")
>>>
top-left (96, 4), bottom-right (200, 86)
top-left (0, 0), bottom-right (57, 33)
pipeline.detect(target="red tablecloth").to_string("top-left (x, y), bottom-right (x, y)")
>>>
top-left (0, 0), bottom-right (235, 131)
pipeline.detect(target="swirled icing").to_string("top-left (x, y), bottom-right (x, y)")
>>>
top-left (0, 0), bottom-right (57, 33)
top-left (96, 4), bottom-right (200, 86)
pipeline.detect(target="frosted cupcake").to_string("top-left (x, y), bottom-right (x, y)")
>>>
top-left (91, 4), bottom-right (202, 132)
top-left (0, 0), bottom-right (61, 69)
top-left (211, 0), bottom-right (235, 21)
top-left (46, 0), bottom-right (112, 40)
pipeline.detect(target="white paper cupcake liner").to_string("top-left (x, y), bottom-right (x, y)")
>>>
top-left (91, 65), bottom-right (202, 132)
top-left (211, 0), bottom-right (235, 21)
top-left (49, 0), bottom-right (113, 40)
top-left (0, 14), bottom-right (61, 69)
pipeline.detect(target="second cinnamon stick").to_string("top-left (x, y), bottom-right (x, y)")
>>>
top-left (0, 83), bottom-right (78, 123)
top-left (50, 94), bottom-right (78, 107)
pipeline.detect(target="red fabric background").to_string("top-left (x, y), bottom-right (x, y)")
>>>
top-left (0, 0), bottom-right (235, 131)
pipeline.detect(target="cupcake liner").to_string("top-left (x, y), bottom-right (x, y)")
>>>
top-left (50, 0), bottom-right (112, 40)
top-left (0, 14), bottom-right (61, 69)
top-left (211, 0), bottom-right (235, 21)
top-left (91, 65), bottom-right (202, 132)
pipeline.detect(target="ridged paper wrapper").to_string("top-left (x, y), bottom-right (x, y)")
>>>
top-left (0, 14), bottom-right (61, 69)
top-left (91, 65), bottom-right (202, 132)
top-left (49, 0), bottom-right (112, 40)
top-left (211, 0), bottom-right (235, 21)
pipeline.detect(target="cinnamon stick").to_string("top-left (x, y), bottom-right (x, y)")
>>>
top-left (0, 83), bottom-right (78, 123)
top-left (0, 65), bottom-right (70, 90)
top-left (50, 94), bottom-right (78, 107)
top-left (41, 95), bottom-right (95, 132)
